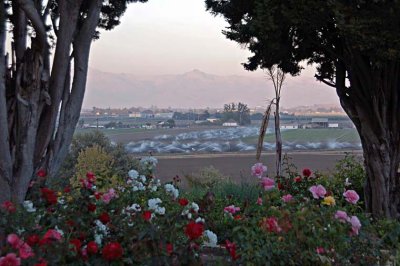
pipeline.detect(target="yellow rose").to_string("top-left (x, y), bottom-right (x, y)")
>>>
top-left (322, 196), bottom-right (335, 206)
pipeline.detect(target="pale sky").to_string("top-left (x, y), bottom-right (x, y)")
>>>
top-left (87, 0), bottom-right (340, 108)
top-left (90, 0), bottom-right (264, 76)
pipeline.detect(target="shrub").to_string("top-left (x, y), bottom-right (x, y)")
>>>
top-left (57, 130), bottom-right (137, 189)
top-left (184, 166), bottom-right (230, 190)
top-left (72, 145), bottom-right (122, 191)
top-left (1, 157), bottom-right (398, 265)
top-left (0, 157), bottom-right (216, 265)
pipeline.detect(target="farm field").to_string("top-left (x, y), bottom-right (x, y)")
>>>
top-left (153, 150), bottom-right (363, 186)
top-left (243, 128), bottom-right (360, 143)
top-left (74, 127), bottom-right (363, 183)
top-left (77, 126), bottom-right (361, 154)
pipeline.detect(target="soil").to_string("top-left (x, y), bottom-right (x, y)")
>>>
top-left (152, 150), bottom-right (363, 184)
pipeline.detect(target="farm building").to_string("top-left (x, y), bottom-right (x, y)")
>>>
top-left (141, 110), bottom-right (155, 118)
top-left (155, 112), bottom-right (174, 119)
top-left (328, 123), bottom-right (339, 128)
top-left (311, 118), bottom-right (329, 128)
top-left (280, 124), bottom-right (299, 130)
top-left (223, 119), bottom-right (238, 127)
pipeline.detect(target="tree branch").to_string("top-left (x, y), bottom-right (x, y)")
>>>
top-left (49, 0), bottom-right (102, 176)
top-left (17, 0), bottom-right (47, 51)
top-left (315, 74), bottom-right (336, 88)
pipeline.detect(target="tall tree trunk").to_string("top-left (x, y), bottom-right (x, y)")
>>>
top-left (0, 0), bottom-right (102, 204)
top-left (275, 99), bottom-right (282, 177)
top-left (0, 0), bottom-right (12, 204)
top-left (361, 130), bottom-right (400, 218)
top-left (336, 60), bottom-right (400, 219)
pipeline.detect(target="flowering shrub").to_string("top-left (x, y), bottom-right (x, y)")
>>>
top-left (202, 163), bottom-right (400, 264)
top-left (0, 157), bottom-right (399, 265)
top-left (0, 157), bottom-right (216, 265)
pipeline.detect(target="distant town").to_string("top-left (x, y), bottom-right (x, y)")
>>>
top-left (78, 104), bottom-right (353, 130)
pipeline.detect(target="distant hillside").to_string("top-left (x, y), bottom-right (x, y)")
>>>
top-left (84, 68), bottom-right (340, 109)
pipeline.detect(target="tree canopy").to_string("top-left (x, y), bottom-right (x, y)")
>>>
top-left (206, 0), bottom-right (400, 219)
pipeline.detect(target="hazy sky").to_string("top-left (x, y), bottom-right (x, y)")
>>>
top-left (87, 0), bottom-right (340, 108)
top-left (90, 0), bottom-right (266, 76)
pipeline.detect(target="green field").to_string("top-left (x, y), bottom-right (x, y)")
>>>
top-left (243, 128), bottom-right (360, 144)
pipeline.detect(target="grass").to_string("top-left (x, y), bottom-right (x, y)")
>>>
top-left (75, 127), bottom-right (149, 136)
top-left (243, 128), bottom-right (360, 144)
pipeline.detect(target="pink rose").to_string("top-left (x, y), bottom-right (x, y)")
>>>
top-left (263, 217), bottom-right (282, 233)
top-left (282, 194), bottom-right (293, 203)
top-left (43, 229), bottom-right (62, 241)
top-left (309, 185), bottom-right (327, 199)
top-left (0, 253), bottom-right (21, 266)
top-left (251, 163), bottom-right (267, 177)
top-left (261, 177), bottom-right (275, 191)
top-left (102, 188), bottom-right (117, 204)
top-left (256, 197), bottom-right (263, 205)
top-left (334, 210), bottom-right (349, 223)
top-left (6, 234), bottom-right (34, 259)
top-left (349, 216), bottom-right (361, 235)
top-left (7, 234), bottom-right (21, 249)
top-left (343, 190), bottom-right (359, 204)
top-left (224, 205), bottom-right (240, 214)
top-left (18, 243), bottom-right (34, 259)
top-left (316, 247), bottom-right (325, 254)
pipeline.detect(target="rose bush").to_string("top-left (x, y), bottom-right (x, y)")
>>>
top-left (0, 157), bottom-right (399, 265)
top-left (0, 157), bottom-right (216, 265)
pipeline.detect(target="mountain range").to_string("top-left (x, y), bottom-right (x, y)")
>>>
top-left (84, 68), bottom-right (340, 109)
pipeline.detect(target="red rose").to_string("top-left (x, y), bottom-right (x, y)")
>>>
top-left (40, 188), bottom-right (58, 205)
top-left (99, 212), bottom-right (110, 224)
top-left (234, 215), bottom-right (242, 220)
top-left (69, 238), bottom-right (82, 253)
top-left (86, 172), bottom-right (96, 183)
top-left (87, 241), bottom-right (98, 255)
top-left (294, 176), bottom-right (302, 182)
top-left (34, 259), bottom-right (48, 266)
top-left (66, 220), bottom-right (76, 228)
top-left (142, 211), bottom-right (152, 221)
top-left (184, 221), bottom-right (204, 240)
top-left (225, 240), bottom-right (239, 261)
top-left (1, 201), bottom-right (16, 213)
top-left (37, 169), bottom-right (47, 177)
top-left (63, 186), bottom-right (71, 193)
top-left (102, 242), bottom-right (123, 261)
top-left (87, 203), bottom-right (96, 212)
top-left (27, 234), bottom-right (40, 246)
top-left (178, 198), bottom-right (189, 206)
top-left (302, 168), bottom-right (312, 177)
top-left (277, 182), bottom-right (284, 190)
top-left (166, 243), bottom-right (173, 255)
top-left (94, 192), bottom-right (102, 200)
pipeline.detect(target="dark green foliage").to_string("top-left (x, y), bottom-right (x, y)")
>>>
top-left (205, 0), bottom-right (400, 75)
top-left (222, 102), bottom-right (251, 125)
top-left (206, 0), bottom-right (400, 219)
top-left (57, 130), bottom-right (137, 182)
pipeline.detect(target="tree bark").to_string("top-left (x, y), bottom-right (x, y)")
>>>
top-left (336, 59), bottom-right (400, 219)
top-left (0, 0), bottom-right (12, 204)
top-left (274, 99), bottom-right (282, 177)
top-left (0, 0), bottom-right (102, 204)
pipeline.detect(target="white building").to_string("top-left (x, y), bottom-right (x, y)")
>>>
top-left (328, 123), bottom-right (339, 128)
top-left (223, 119), bottom-right (238, 127)
top-left (280, 124), bottom-right (299, 130)
top-left (129, 112), bottom-right (141, 118)
top-left (155, 112), bottom-right (174, 119)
